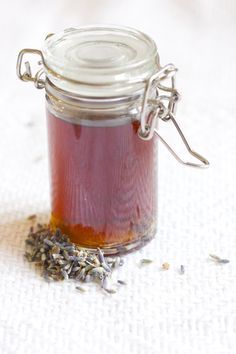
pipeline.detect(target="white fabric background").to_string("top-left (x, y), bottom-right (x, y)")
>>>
top-left (0, 1), bottom-right (236, 353)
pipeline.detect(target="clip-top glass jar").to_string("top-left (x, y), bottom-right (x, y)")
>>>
top-left (17, 25), bottom-right (209, 255)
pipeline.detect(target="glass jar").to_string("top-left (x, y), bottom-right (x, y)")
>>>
top-left (17, 25), bottom-right (209, 255)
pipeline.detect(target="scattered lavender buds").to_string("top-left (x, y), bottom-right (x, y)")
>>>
top-left (209, 254), bottom-right (230, 264)
top-left (25, 223), bottom-right (231, 296)
top-left (24, 225), bottom-right (124, 292)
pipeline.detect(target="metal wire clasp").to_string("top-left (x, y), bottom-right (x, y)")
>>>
top-left (138, 64), bottom-right (209, 169)
top-left (16, 49), bottom-right (45, 89)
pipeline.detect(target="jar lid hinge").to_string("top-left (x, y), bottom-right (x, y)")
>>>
top-left (16, 49), bottom-right (45, 89)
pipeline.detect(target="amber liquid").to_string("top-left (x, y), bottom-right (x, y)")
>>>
top-left (47, 111), bottom-right (157, 252)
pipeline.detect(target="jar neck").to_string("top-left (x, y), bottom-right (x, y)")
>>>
top-left (45, 79), bottom-right (149, 126)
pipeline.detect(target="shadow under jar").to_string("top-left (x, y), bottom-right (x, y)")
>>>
top-left (16, 25), bottom-right (209, 255)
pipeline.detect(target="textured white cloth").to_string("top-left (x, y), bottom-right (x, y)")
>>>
top-left (1, 1), bottom-right (236, 353)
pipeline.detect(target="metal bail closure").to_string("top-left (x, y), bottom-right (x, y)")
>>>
top-left (138, 64), bottom-right (209, 169)
top-left (154, 113), bottom-right (209, 168)
top-left (16, 49), bottom-right (45, 89)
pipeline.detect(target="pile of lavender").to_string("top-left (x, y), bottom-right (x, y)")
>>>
top-left (24, 224), bottom-right (124, 293)
top-left (24, 219), bottom-right (230, 294)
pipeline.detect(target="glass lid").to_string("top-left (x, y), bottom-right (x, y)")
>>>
top-left (42, 25), bottom-right (160, 97)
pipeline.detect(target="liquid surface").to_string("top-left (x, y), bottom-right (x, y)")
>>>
top-left (47, 111), bottom-right (157, 251)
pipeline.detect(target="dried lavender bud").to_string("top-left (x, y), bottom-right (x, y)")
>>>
top-left (63, 263), bottom-right (71, 271)
top-left (25, 239), bottom-right (34, 246)
top-left (209, 254), bottom-right (221, 262)
top-left (75, 286), bottom-right (86, 293)
top-left (180, 265), bottom-right (185, 274)
top-left (97, 248), bottom-right (105, 264)
top-left (117, 280), bottom-right (127, 285)
top-left (119, 258), bottom-right (124, 266)
top-left (76, 268), bottom-right (86, 281)
top-left (41, 253), bottom-right (46, 262)
top-left (63, 250), bottom-right (70, 261)
top-left (101, 261), bottom-right (111, 273)
top-left (73, 266), bottom-right (81, 272)
top-left (101, 277), bottom-right (109, 289)
top-left (140, 258), bottom-right (153, 265)
top-left (209, 254), bottom-right (230, 264)
top-left (114, 257), bottom-right (121, 268)
top-left (84, 274), bottom-right (91, 283)
top-left (44, 239), bottom-right (54, 247)
top-left (61, 270), bottom-right (69, 280)
top-left (89, 266), bottom-right (107, 280)
top-left (104, 288), bottom-right (116, 294)
top-left (27, 214), bottom-right (37, 221)
top-left (218, 259), bottom-right (230, 264)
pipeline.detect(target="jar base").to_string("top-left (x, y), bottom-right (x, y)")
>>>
top-left (50, 214), bottom-right (157, 256)
top-left (70, 229), bottom-right (156, 256)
